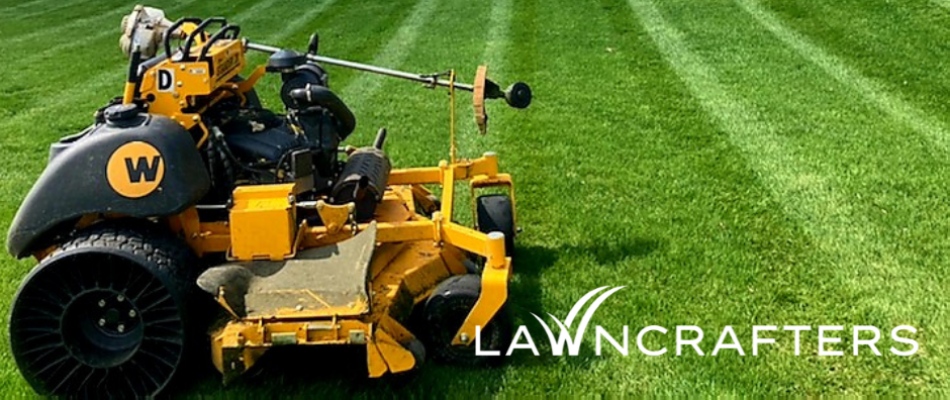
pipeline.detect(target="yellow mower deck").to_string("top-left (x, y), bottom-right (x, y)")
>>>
top-left (181, 154), bottom-right (516, 382)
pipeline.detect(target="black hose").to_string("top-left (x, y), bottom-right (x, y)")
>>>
top-left (289, 85), bottom-right (356, 137)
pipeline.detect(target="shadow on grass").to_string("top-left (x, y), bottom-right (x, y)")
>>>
top-left (173, 238), bottom-right (660, 397)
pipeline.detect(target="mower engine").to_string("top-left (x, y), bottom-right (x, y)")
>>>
top-left (202, 48), bottom-right (376, 214)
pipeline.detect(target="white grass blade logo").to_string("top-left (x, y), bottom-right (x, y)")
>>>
top-left (478, 285), bottom-right (921, 358)
top-left (530, 286), bottom-right (625, 356)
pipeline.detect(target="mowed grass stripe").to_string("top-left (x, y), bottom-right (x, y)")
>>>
top-left (740, 0), bottom-right (950, 385)
top-left (643, 0), bottom-right (940, 391)
top-left (470, 0), bottom-right (512, 141)
top-left (931, 0), bottom-right (950, 9)
top-left (251, 0), bottom-right (336, 43)
top-left (447, 0), bottom-right (513, 224)
top-left (493, 0), bottom-right (822, 393)
top-left (336, 0), bottom-right (439, 117)
top-left (0, 0), bottom-right (134, 57)
top-left (0, 0), bottom-right (95, 28)
top-left (759, 0), bottom-right (950, 132)
top-left (15, 0), bottom-right (96, 20)
top-left (0, 0), bottom-right (55, 14)
top-left (626, 0), bottom-right (920, 320)
top-left (483, 0), bottom-right (512, 65)
top-left (240, 0), bottom-right (338, 70)
top-left (0, 6), bottom-right (127, 46)
top-left (735, 0), bottom-right (950, 151)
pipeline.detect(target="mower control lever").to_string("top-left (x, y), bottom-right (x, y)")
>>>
top-left (198, 24), bottom-right (241, 61)
top-left (162, 17), bottom-right (201, 59)
top-left (180, 17), bottom-right (227, 61)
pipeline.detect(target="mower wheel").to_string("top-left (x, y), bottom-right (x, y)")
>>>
top-left (404, 337), bottom-right (427, 367)
top-left (9, 222), bottom-right (198, 398)
top-left (421, 275), bottom-right (511, 366)
top-left (476, 194), bottom-right (515, 256)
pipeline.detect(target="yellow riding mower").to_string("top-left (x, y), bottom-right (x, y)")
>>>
top-left (6, 6), bottom-right (531, 397)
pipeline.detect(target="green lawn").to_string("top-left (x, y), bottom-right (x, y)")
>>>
top-left (1, 0), bottom-right (949, 396)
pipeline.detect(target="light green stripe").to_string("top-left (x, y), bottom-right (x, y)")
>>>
top-left (735, 0), bottom-right (950, 151)
top-left (338, 0), bottom-right (439, 104)
top-left (2, 7), bottom-right (127, 46)
top-left (627, 0), bottom-right (914, 316)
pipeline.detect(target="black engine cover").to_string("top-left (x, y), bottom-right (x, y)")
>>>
top-left (223, 125), bottom-right (308, 164)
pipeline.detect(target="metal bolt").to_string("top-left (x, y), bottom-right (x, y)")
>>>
top-left (117, 294), bottom-right (125, 302)
top-left (129, 310), bottom-right (137, 318)
top-left (460, 333), bottom-right (470, 343)
top-left (98, 299), bottom-right (106, 308)
top-left (98, 319), bottom-right (106, 327)
top-left (295, 305), bottom-right (304, 311)
top-left (117, 324), bottom-right (125, 333)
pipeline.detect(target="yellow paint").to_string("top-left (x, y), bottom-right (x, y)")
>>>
top-left (229, 184), bottom-right (296, 261)
top-left (136, 38), bottom-right (248, 141)
top-left (315, 201), bottom-right (354, 233)
top-left (105, 141), bottom-right (165, 198)
top-left (374, 329), bottom-right (416, 374)
top-left (452, 257), bottom-right (511, 345)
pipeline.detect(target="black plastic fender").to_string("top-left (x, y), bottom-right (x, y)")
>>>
top-left (7, 112), bottom-right (210, 258)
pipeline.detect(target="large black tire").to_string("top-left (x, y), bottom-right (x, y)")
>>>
top-left (476, 194), bottom-right (515, 256)
top-left (421, 275), bottom-right (511, 366)
top-left (9, 222), bottom-right (199, 397)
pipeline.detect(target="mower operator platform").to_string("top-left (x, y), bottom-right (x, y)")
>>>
top-left (198, 223), bottom-right (376, 318)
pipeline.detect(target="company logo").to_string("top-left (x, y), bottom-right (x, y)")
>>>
top-left (530, 286), bottom-right (625, 356)
top-left (106, 141), bottom-right (165, 198)
top-left (476, 286), bottom-right (920, 358)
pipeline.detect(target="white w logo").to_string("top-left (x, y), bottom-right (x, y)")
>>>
top-left (531, 286), bottom-right (625, 356)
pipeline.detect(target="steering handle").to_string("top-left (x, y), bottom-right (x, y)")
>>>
top-left (180, 17), bottom-right (227, 61)
top-left (198, 24), bottom-right (240, 61)
top-left (162, 17), bottom-right (201, 60)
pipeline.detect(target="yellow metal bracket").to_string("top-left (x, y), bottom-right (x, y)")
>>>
top-left (452, 264), bottom-right (510, 347)
top-left (235, 65), bottom-right (266, 105)
top-left (316, 200), bottom-right (356, 234)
